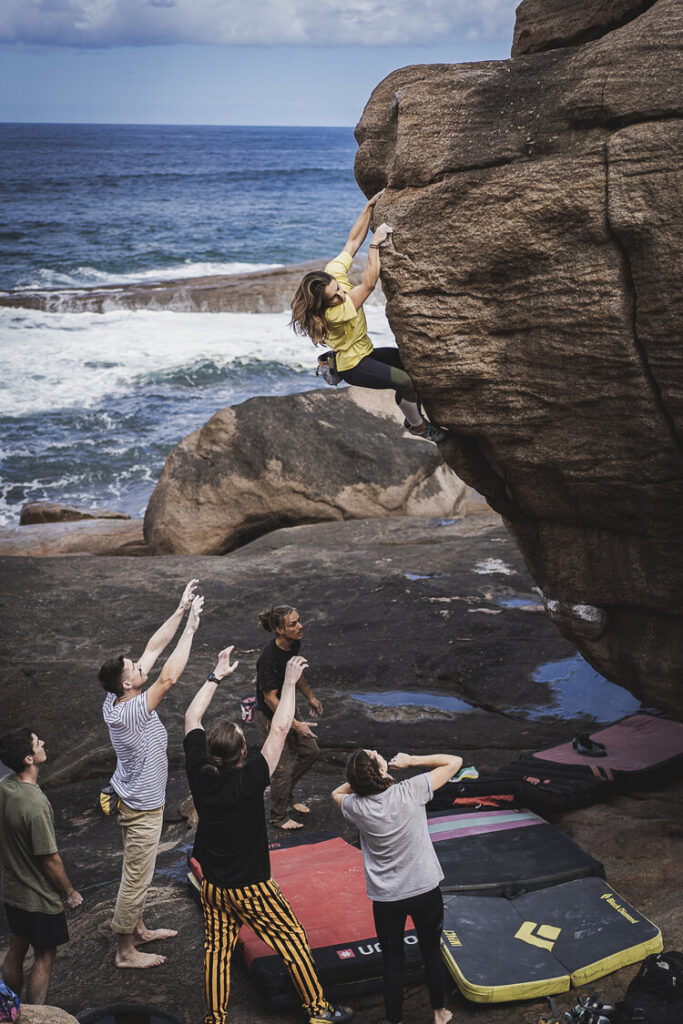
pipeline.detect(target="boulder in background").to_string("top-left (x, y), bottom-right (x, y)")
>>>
top-left (144, 387), bottom-right (466, 555)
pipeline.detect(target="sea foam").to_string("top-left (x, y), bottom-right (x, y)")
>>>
top-left (15, 261), bottom-right (283, 291)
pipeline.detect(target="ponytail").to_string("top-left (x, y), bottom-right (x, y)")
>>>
top-left (258, 605), bottom-right (297, 634)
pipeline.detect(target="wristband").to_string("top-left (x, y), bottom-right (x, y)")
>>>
top-left (369, 244), bottom-right (379, 249)
top-left (207, 672), bottom-right (223, 684)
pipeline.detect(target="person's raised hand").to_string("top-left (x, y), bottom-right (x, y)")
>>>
top-left (215, 645), bottom-right (239, 680)
top-left (388, 752), bottom-right (413, 770)
top-left (284, 655), bottom-right (308, 686)
top-left (371, 222), bottom-right (393, 246)
top-left (180, 578), bottom-right (199, 611)
top-left (187, 594), bottom-right (204, 632)
top-left (366, 189), bottom-right (385, 209)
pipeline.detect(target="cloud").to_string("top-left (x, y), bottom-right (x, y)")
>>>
top-left (0, 0), bottom-right (518, 48)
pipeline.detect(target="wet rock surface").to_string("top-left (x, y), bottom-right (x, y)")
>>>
top-left (354, 0), bottom-right (683, 717)
top-left (144, 388), bottom-right (466, 555)
top-left (1, 514), bottom-right (681, 1023)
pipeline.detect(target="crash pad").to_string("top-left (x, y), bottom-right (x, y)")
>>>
top-left (440, 876), bottom-right (662, 1003)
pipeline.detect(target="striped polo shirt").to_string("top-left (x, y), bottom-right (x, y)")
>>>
top-left (103, 691), bottom-right (168, 810)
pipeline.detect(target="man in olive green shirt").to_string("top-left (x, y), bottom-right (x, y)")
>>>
top-left (0, 727), bottom-right (82, 1004)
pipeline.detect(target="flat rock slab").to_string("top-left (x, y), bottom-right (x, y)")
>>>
top-left (19, 502), bottom-right (131, 525)
top-left (0, 518), bottom-right (147, 557)
top-left (1, 514), bottom-right (680, 1024)
top-left (0, 513), bottom-right (587, 788)
top-left (0, 258), bottom-right (379, 315)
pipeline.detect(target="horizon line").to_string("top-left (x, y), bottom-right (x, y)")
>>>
top-left (0, 120), bottom-right (356, 129)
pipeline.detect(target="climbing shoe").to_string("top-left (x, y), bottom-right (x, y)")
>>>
top-left (309, 1004), bottom-right (354, 1024)
top-left (564, 992), bottom-right (616, 1023)
top-left (572, 734), bottom-right (607, 757)
top-left (407, 421), bottom-right (447, 444)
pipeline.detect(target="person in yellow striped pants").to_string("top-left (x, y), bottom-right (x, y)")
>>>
top-left (184, 643), bottom-right (353, 1024)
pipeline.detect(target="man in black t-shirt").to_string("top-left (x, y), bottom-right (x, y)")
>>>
top-left (255, 605), bottom-right (322, 830)
top-left (184, 644), bottom-right (352, 1024)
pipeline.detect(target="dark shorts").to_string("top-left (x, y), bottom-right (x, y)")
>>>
top-left (3, 902), bottom-right (69, 950)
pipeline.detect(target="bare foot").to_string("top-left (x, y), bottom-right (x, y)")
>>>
top-left (134, 926), bottom-right (178, 945)
top-left (433, 1009), bottom-right (452, 1024)
top-left (291, 802), bottom-right (310, 814)
top-left (115, 949), bottom-right (167, 969)
top-left (277, 818), bottom-right (304, 830)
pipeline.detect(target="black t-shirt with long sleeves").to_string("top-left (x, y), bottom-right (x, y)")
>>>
top-left (183, 728), bottom-right (270, 887)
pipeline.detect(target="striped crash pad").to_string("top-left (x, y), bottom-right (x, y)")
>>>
top-left (428, 808), bottom-right (604, 895)
top-left (440, 876), bottom-right (662, 1003)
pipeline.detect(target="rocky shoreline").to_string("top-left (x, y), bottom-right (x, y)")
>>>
top-left (0, 257), bottom-right (375, 315)
top-left (1, 514), bottom-right (681, 1024)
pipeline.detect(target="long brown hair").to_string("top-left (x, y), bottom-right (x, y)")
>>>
top-left (202, 720), bottom-right (245, 777)
top-left (290, 271), bottom-right (335, 346)
top-left (346, 749), bottom-right (394, 797)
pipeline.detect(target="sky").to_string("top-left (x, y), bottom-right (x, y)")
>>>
top-left (0, 0), bottom-right (520, 126)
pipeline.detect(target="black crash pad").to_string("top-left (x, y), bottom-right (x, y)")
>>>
top-left (440, 876), bottom-right (662, 1003)
top-left (428, 808), bottom-right (604, 895)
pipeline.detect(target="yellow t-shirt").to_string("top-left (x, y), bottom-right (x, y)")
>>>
top-left (324, 251), bottom-right (373, 372)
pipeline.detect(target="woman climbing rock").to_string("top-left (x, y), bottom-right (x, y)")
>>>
top-left (290, 192), bottom-right (446, 443)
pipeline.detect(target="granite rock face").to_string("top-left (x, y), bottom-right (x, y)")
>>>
top-left (511, 0), bottom-right (657, 55)
top-left (17, 1008), bottom-right (79, 1024)
top-left (144, 387), bottom-right (466, 555)
top-left (354, 0), bottom-right (683, 716)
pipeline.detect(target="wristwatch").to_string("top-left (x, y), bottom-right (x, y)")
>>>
top-left (207, 672), bottom-right (223, 684)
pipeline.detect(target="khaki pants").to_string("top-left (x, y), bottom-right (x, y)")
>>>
top-left (111, 801), bottom-right (164, 934)
top-left (254, 710), bottom-right (319, 824)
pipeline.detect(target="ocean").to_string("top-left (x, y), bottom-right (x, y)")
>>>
top-left (0, 123), bottom-right (392, 525)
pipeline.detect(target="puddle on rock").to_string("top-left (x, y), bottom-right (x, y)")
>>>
top-left (351, 691), bottom-right (476, 720)
top-left (154, 840), bottom-right (193, 883)
top-left (511, 654), bottom-right (642, 722)
top-left (494, 595), bottom-right (542, 609)
top-left (404, 572), bottom-right (442, 581)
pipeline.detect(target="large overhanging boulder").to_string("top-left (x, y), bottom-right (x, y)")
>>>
top-left (511, 0), bottom-right (657, 55)
top-left (353, 0), bottom-right (682, 715)
top-left (144, 388), bottom-right (466, 555)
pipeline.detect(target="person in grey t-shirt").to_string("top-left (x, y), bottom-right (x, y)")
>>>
top-left (332, 749), bottom-right (462, 1024)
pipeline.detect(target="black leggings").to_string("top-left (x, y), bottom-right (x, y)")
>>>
top-left (340, 347), bottom-right (419, 406)
top-left (372, 886), bottom-right (446, 1024)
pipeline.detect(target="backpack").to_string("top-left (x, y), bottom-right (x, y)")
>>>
top-left (619, 951), bottom-right (683, 1023)
top-left (0, 979), bottom-right (20, 1022)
